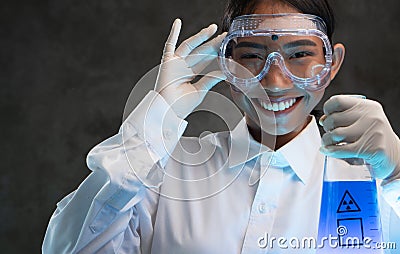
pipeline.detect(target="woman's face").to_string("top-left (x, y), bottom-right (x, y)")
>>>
top-left (230, 1), bottom-right (333, 139)
top-left (231, 1), bottom-right (344, 141)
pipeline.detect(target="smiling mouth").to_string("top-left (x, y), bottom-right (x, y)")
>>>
top-left (256, 97), bottom-right (302, 112)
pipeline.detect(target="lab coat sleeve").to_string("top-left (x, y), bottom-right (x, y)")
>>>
top-left (42, 90), bottom-right (188, 254)
top-left (380, 177), bottom-right (400, 250)
top-left (380, 132), bottom-right (400, 217)
top-left (381, 179), bottom-right (400, 217)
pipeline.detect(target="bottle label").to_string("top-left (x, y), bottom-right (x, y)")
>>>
top-left (317, 180), bottom-right (383, 253)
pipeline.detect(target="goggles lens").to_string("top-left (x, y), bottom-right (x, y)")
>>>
top-left (219, 14), bottom-right (332, 90)
top-left (225, 35), bottom-right (326, 80)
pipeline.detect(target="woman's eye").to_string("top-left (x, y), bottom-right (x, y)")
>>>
top-left (290, 51), bottom-right (313, 59)
top-left (240, 54), bottom-right (264, 60)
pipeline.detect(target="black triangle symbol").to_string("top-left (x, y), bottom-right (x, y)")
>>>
top-left (337, 190), bottom-right (361, 213)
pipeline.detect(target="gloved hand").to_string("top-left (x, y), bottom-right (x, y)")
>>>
top-left (319, 95), bottom-right (400, 180)
top-left (155, 18), bottom-right (227, 119)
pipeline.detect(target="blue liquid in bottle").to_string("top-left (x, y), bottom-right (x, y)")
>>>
top-left (317, 157), bottom-right (383, 253)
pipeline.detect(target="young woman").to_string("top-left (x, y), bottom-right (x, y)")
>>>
top-left (43, 0), bottom-right (400, 253)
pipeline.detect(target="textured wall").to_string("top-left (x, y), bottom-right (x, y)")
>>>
top-left (2, 0), bottom-right (400, 253)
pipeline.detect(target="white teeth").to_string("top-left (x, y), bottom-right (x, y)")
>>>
top-left (278, 102), bottom-right (285, 111)
top-left (258, 98), bottom-right (297, 112)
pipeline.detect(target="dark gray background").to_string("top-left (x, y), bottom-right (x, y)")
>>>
top-left (2, 0), bottom-right (400, 253)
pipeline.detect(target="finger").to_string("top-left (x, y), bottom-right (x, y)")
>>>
top-left (318, 114), bottom-right (327, 126)
top-left (175, 24), bottom-right (218, 58)
top-left (321, 111), bottom-right (357, 132)
top-left (186, 32), bottom-right (227, 73)
top-left (187, 54), bottom-right (218, 76)
top-left (189, 32), bottom-right (227, 59)
top-left (319, 142), bottom-right (362, 159)
top-left (323, 94), bottom-right (365, 115)
top-left (321, 129), bottom-right (346, 146)
top-left (193, 70), bottom-right (227, 92)
top-left (162, 18), bottom-right (182, 62)
top-left (320, 135), bottom-right (374, 161)
top-left (321, 125), bottom-right (362, 146)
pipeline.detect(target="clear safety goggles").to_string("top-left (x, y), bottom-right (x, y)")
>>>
top-left (219, 13), bottom-right (333, 91)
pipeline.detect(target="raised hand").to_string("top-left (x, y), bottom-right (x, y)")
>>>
top-left (155, 19), bottom-right (227, 119)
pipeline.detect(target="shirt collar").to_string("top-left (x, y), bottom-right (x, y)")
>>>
top-left (278, 116), bottom-right (322, 184)
top-left (227, 116), bottom-right (322, 185)
top-left (227, 118), bottom-right (272, 168)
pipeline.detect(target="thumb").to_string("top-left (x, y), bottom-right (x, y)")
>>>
top-left (193, 70), bottom-right (227, 92)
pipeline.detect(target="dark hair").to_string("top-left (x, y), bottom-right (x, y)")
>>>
top-left (222, 0), bottom-right (335, 43)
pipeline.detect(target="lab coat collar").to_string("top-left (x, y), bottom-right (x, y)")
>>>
top-left (227, 116), bottom-right (322, 185)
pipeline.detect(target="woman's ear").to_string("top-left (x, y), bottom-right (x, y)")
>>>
top-left (330, 43), bottom-right (345, 80)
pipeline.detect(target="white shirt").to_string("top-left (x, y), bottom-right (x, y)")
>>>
top-left (43, 91), bottom-right (400, 254)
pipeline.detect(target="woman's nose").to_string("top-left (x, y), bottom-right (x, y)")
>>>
top-left (260, 63), bottom-right (294, 92)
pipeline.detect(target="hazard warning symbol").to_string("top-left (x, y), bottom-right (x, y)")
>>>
top-left (337, 190), bottom-right (361, 213)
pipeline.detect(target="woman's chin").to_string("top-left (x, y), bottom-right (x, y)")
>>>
top-left (260, 114), bottom-right (311, 136)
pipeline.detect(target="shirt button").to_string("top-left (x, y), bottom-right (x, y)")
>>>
top-left (258, 203), bottom-right (266, 214)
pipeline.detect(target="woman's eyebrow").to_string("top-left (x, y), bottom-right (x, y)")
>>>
top-left (235, 40), bottom-right (317, 50)
top-left (235, 41), bottom-right (268, 50)
top-left (283, 39), bottom-right (317, 49)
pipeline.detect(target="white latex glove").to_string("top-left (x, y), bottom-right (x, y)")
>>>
top-left (319, 95), bottom-right (400, 180)
top-left (155, 18), bottom-right (227, 119)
